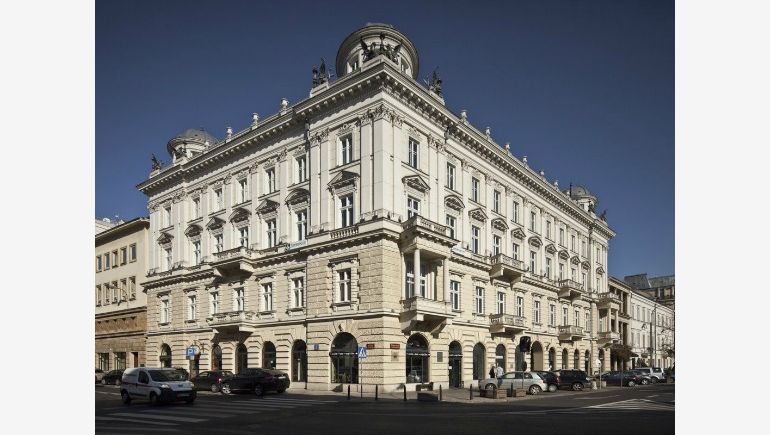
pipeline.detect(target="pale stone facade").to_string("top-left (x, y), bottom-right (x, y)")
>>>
top-left (95, 218), bottom-right (150, 370)
top-left (628, 284), bottom-right (675, 369)
top-left (137, 24), bottom-right (616, 391)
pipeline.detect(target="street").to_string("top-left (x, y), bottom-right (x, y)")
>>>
top-left (95, 383), bottom-right (674, 434)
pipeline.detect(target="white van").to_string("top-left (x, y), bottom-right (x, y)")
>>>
top-left (120, 368), bottom-right (196, 404)
top-left (634, 367), bottom-right (665, 383)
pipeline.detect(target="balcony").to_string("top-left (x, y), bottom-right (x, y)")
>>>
top-left (206, 310), bottom-right (257, 333)
top-left (489, 253), bottom-right (526, 281)
top-left (489, 313), bottom-right (527, 334)
top-left (557, 279), bottom-right (586, 299)
top-left (330, 225), bottom-right (359, 239)
top-left (558, 325), bottom-right (585, 341)
top-left (597, 330), bottom-right (621, 346)
top-left (596, 292), bottom-right (621, 309)
top-left (400, 296), bottom-right (455, 334)
top-left (210, 246), bottom-right (254, 276)
top-left (400, 215), bottom-right (456, 251)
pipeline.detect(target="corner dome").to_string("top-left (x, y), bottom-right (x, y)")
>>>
top-left (335, 23), bottom-right (419, 79)
top-left (166, 128), bottom-right (218, 159)
top-left (563, 185), bottom-right (598, 212)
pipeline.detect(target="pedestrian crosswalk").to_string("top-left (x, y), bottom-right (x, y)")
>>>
top-left (95, 396), bottom-right (339, 432)
top-left (586, 398), bottom-right (675, 412)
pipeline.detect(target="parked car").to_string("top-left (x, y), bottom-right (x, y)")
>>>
top-left (601, 371), bottom-right (642, 387)
top-left (191, 370), bottom-right (234, 392)
top-left (220, 368), bottom-right (290, 396)
top-left (532, 371), bottom-right (559, 392)
top-left (551, 369), bottom-right (592, 391)
top-left (95, 369), bottom-right (105, 383)
top-left (633, 367), bottom-right (665, 383)
top-left (173, 367), bottom-right (190, 380)
top-left (101, 369), bottom-right (125, 385)
top-left (627, 369), bottom-right (653, 385)
top-left (120, 367), bottom-right (196, 405)
top-left (477, 371), bottom-right (547, 395)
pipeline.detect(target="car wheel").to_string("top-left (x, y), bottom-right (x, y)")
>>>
top-left (651, 377), bottom-right (658, 384)
top-left (221, 383), bottom-right (232, 395)
top-left (101, 379), bottom-right (107, 385)
top-left (572, 382), bottom-right (583, 391)
top-left (149, 392), bottom-right (158, 405)
top-left (641, 379), bottom-right (649, 385)
top-left (210, 383), bottom-right (220, 393)
top-left (628, 380), bottom-right (636, 387)
top-left (548, 384), bottom-right (558, 393)
top-left (254, 384), bottom-right (264, 397)
top-left (115, 379), bottom-right (121, 387)
top-left (277, 388), bottom-right (286, 394)
top-left (528, 385), bottom-right (542, 395)
top-left (121, 390), bottom-right (131, 405)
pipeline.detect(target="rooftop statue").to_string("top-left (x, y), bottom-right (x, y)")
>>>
top-left (151, 153), bottom-right (162, 171)
top-left (425, 68), bottom-right (442, 97)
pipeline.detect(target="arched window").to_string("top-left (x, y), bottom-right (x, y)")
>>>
top-left (211, 344), bottom-right (222, 370)
top-left (530, 342), bottom-right (544, 371)
top-left (159, 344), bottom-right (172, 368)
top-left (263, 342), bottom-right (276, 370)
top-left (561, 349), bottom-right (568, 369)
top-left (573, 350), bottom-right (580, 370)
top-left (548, 348), bottom-right (556, 371)
top-left (236, 343), bottom-right (248, 373)
top-left (448, 341), bottom-right (463, 388)
top-left (292, 341), bottom-right (307, 382)
top-left (495, 344), bottom-right (506, 372)
top-left (406, 334), bottom-right (430, 383)
top-left (584, 350), bottom-right (590, 373)
top-left (472, 343), bottom-right (486, 380)
top-left (330, 333), bottom-right (358, 384)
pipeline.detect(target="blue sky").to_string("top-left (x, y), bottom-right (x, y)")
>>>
top-left (96, 0), bottom-right (674, 279)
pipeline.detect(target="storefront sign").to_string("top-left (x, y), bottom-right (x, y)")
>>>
top-left (390, 343), bottom-right (400, 350)
top-left (366, 343), bottom-right (375, 349)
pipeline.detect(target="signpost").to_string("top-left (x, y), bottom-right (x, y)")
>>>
top-left (186, 347), bottom-right (197, 360)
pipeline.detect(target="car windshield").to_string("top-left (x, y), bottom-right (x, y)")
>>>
top-left (149, 370), bottom-right (187, 381)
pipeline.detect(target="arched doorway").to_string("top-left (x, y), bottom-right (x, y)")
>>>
top-left (292, 340), bottom-right (307, 383)
top-left (531, 342), bottom-right (544, 371)
top-left (159, 344), bottom-right (172, 368)
top-left (263, 342), bottom-right (276, 369)
top-left (406, 334), bottom-right (430, 383)
top-left (211, 344), bottom-right (222, 370)
top-left (472, 343), bottom-right (486, 380)
top-left (236, 343), bottom-right (248, 373)
top-left (573, 350), bottom-right (579, 369)
top-left (448, 341), bottom-right (462, 388)
top-left (561, 349), bottom-right (568, 369)
top-left (330, 332), bottom-right (358, 384)
top-left (495, 344), bottom-right (506, 371)
top-left (584, 350), bottom-right (590, 373)
top-left (548, 348), bottom-right (556, 371)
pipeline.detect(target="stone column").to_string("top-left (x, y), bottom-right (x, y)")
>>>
top-left (412, 248), bottom-right (420, 297)
top-left (443, 258), bottom-right (450, 302)
top-left (359, 119), bottom-right (373, 216)
top-left (309, 132), bottom-right (322, 233)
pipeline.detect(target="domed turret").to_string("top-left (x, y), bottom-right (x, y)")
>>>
top-left (166, 128), bottom-right (218, 162)
top-left (564, 185), bottom-right (598, 213)
top-left (335, 23), bottom-right (419, 79)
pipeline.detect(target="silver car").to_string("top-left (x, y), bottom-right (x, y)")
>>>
top-left (478, 371), bottom-right (547, 395)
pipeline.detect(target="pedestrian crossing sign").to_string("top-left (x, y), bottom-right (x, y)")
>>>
top-left (357, 346), bottom-right (368, 359)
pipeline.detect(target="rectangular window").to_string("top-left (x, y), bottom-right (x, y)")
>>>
top-left (341, 134), bottom-right (353, 165)
top-left (164, 248), bottom-right (172, 271)
top-left (530, 251), bottom-right (537, 274)
top-left (471, 225), bottom-right (480, 254)
top-left (492, 235), bottom-right (501, 256)
top-left (129, 243), bottom-right (137, 262)
top-left (575, 309), bottom-right (580, 327)
top-left (529, 211), bottom-right (536, 232)
top-left (234, 287), bottom-right (245, 312)
top-left (419, 264), bottom-right (427, 298)
top-left (238, 226), bottom-right (249, 248)
top-left (340, 194), bottom-right (354, 227)
top-left (405, 262), bottom-right (415, 298)
top-left (582, 272), bottom-right (587, 285)
top-left (238, 178), bottom-right (249, 203)
top-left (292, 278), bottom-right (305, 308)
top-left (297, 156), bottom-right (307, 183)
top-left (549, 304), bottom-right (556, 326)
top-left (571, 235), bottom-right (576, 251)
top-left (210, 292), bottom-right (219, 315)
top-left (493, 190), bottom-right (501, 213)
top-left (450, 280), bottom-right (460, 310)
top-left (296, 210), bottom-right (307, 241)
top-left (445, 215), bottom-right (456, 239)
top-left (571, 267), bottom-right (577, 280)
top-left (497, 292), bottom-right (505, 315)
top-left (562, 306), bottom-right (568, 326)
top-left (581, 240), bottom-right (586, 256)
top-left (104, 254), bottom-right (111, 270)
top-left (516, 296), bottom-right (524, 317)
top-left (338, 269), bottom-right (351, 302)
top-left (120, 278), bottom-right (127, 301)
top-left (193, 240), bottom-right (201, 265)
top-left (120, 247), bottom-right (127, 265)
top-left (471, 178), bottom-right (480, 202)
top-left (512, 201), bottom-right (519, 223)
top-left (164, 205), bottom-right (172, 227)
top-left (512, 243), bottom-right (519, 260)
top-left (546, 221), bottom-right (552, 239)
top-left (111, 281), bottom-right (118, 302)
top-left (160, 299), bottom-right (169, 324)
top-left (95, 285), bottom-right (101, 306)
top-left (215, 188), bottom-right (223, 210)
top-left (585, 312), bottom-right (591, 332)
top-left (112, 250), bottom-right (119, 268)
top-left (188, 295), bottom-right (197, 321)
top-left (261, 284), bottom-right (272, 312)
top-left (559, 228), bottom-right (564, 246)
top-left (96, 256), bottom-right (102, 272)
top-left (546, 257), bottom-right (552, 279)
top-left (408, 137), bottom-right (419, 168)
top-left (407, 196), bottom-right (420, 219)
top-left (266, 168), bottom-right (276, 193)
top-left (266, 220), bottom-right (277, 248)
top-left (446, 163), bottom-right (455, 189)
top-left (193, 197), bottom-right (201, 219)
top-left (474, 286), bottom-right (484, 314)
top-left (214, 233), bottom-right (224, 253)
top-left (129, 276), bottom-right (136, 300)
top-left (559, 263), bottom-right (565, 280)
top-left (534, 300), bottom-right (541, 324)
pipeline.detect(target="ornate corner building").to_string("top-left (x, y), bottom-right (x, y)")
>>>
top-left (137, 23), bottom-right (616, 392)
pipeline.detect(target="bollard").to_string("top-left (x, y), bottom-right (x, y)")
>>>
top-left (509, 383), bottom-right (513, 397)
top-left (375, 385), bottom-right (378, 401)
top-left (403, 386), bottom-right (407, 402)
top-left (361, 385), bottom-right (363, 398)
top-left (439, 384), bottom-right (442, 402)
top-left (347, 385), bottom-right (351, 400)
top-left (469, 384), bottom-right (473, 401)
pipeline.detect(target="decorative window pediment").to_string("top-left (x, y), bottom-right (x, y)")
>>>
top-left (468, 207), bottom-right (487, 222)
top-left (206, 216), bottom-right (225, 230)
top-left (545, 243), bottom-right (557, 254)
top-left (491, 217), bottom-right (508, 232)
top-left (445, 194), bottom-right (465, 211)
top-left (229, 207), bottom-right (251, 223)
top-left (558, 249), bottom-right (570, 260)
top-left (328, 170), bottom-right (359, 191)
top-left (402, 175), bottom-right (430, 193)
top-left (596, 265), bottom-right (605, 275)
top-left (184, 224), bottom-right (202, 238)
top-left (285, 188), bottom-right (310, 207)
top-left (511, 227), bottom-right (526, 240)
top-left (528, 236), bottom-right (542, 248)
top-left (255, 199), bottom-right (280, 215)
top-left (581, 260), bottom-right (591, 270)
top-left (570, 255), bottom-right (581, 265)
top-left (157, 232), bottom-right (173, 247)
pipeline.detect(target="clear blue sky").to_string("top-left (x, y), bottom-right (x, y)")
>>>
top-left (96, 0), bottom-right (674, 279)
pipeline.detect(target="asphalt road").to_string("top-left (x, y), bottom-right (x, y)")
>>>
top-left (95, 383), bottom-right (674, 434)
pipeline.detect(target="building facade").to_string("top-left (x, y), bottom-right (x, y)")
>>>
top-left (624, 273), bottom-right (675, 310)
top-left (95, 218), bottom-right (150, 371)
top-left (137, 24), bottom-right (616, 392)
top-left (626, 280), bottom-right (675, 369)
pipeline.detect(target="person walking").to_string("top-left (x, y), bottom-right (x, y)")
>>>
top-left (489, 365), bottom-right (496, 379)
top-left (495, 364), bottom-right (504, 386)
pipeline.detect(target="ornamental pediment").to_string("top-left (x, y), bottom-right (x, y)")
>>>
top-left (491, 218), bottom-right (508, 232)
top-left (596, 265), bottom-right (605, 275)
top-left (328, 170), bottom-right (359, 190)
top-left (205, 216), bottom-right (225, 229)
top-left (255, 199), bottom-right (280, 215)
top-left (558, 249), bottom-right (570, 260)
top-left (581, 260), bottom-right (590, 270)
top-left (468, 207), bottom-right (487, 222)
top-left (570, 255), bottom-right (581, 265)
top-left (528, 236), bottom-right (542, 248)
top-left (184, 224), bottom-right (202, 237)
top-left (229, 207), bottom-right (251, 223)
top-left (511, 228), bottom-right (526, 240)
top-left (545, 243), bottom-right (557, 254)
top-left (285, 188), bottom-right (310, 206)
top-left (402, 174), bottom-right (430, 193)
top-left (445, 194), bottom-right (465, 211)
top-left (157, 232), bottom-right (173, 244)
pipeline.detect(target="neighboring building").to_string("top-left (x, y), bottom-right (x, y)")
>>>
top-left (606, 277), bottom-right (634, 371)
top-left (627, 286), bottom-right (675, 369)
top-left (96, 216), bottom-right (124, 234)
top-left (95, 217), bottom-right (150, 371)
top-left (624, 273), bottom-right (675, 309)
top-left (137, 23), bottom-right (615, 392)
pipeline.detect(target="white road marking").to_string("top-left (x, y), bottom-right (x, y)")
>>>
top-left (260, 397), bottom-right (338, 403)
top-left (96, 427), bottom-right (180, 433)
top-left (587, 398), bottom-right (674, 411)
top-left (574, 395), bottom-right (619, 400)
top-left (109, 412), bottom-right (207, 423)
top-left (95, 416), bottom-right (177, 426)
top-left (647, 394), bottom-right (659, 398)
top-left (138, 408), bottom-right (238, 418)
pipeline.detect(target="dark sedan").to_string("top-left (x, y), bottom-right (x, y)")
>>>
top-left (191, 370), bottom-right (234, 392)
top-left (101, 369), bottom-right (124, 385)
top-left (601, 371), bottom-right (642, 387)
top-left (532, 371), bottom-right (560, 392)
top-left (220, 368), bottom-right (290, 396)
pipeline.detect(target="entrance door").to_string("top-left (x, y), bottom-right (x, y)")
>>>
top-left (448, 341), bottom-right (462, 388)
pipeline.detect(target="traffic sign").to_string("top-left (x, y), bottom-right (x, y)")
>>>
top-left (186, 347), bottom-right (195, 357)
top-left (357, 346), bottom-right (368, 359)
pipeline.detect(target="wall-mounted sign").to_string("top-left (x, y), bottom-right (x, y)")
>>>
top-left (313, 344), bottom-right (320, 351)
top-left (366, 343), bottom-right (375, 349)
top-left (390, 343), bottom-right (400, 350)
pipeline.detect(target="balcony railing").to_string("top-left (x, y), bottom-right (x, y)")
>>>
top-left (207, 310), bottom-right (257, 324)
top-left (489, 313), bottom-right (528, 334)
top-left (597, 292), bottom-right (621, 308)
top-left (400, 296), bottom-right (455, 333)
top-left (489, 253), bottom-right (525, 271)
top-left (330, 225), bottom-right (359, 239)
top-left (557, 279), bottom-right (586, 299)
top-left (212, 246), bottom-right (252, 261)
top-left (558, 325), bottom-right (585, 341)
top-left (401, 215), bottom-right (451, 238)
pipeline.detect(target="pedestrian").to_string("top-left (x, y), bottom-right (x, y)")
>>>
top-left (495, 364), bottom-right (504, 386)
top-left (489, 365), bottom-right (496, 379)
